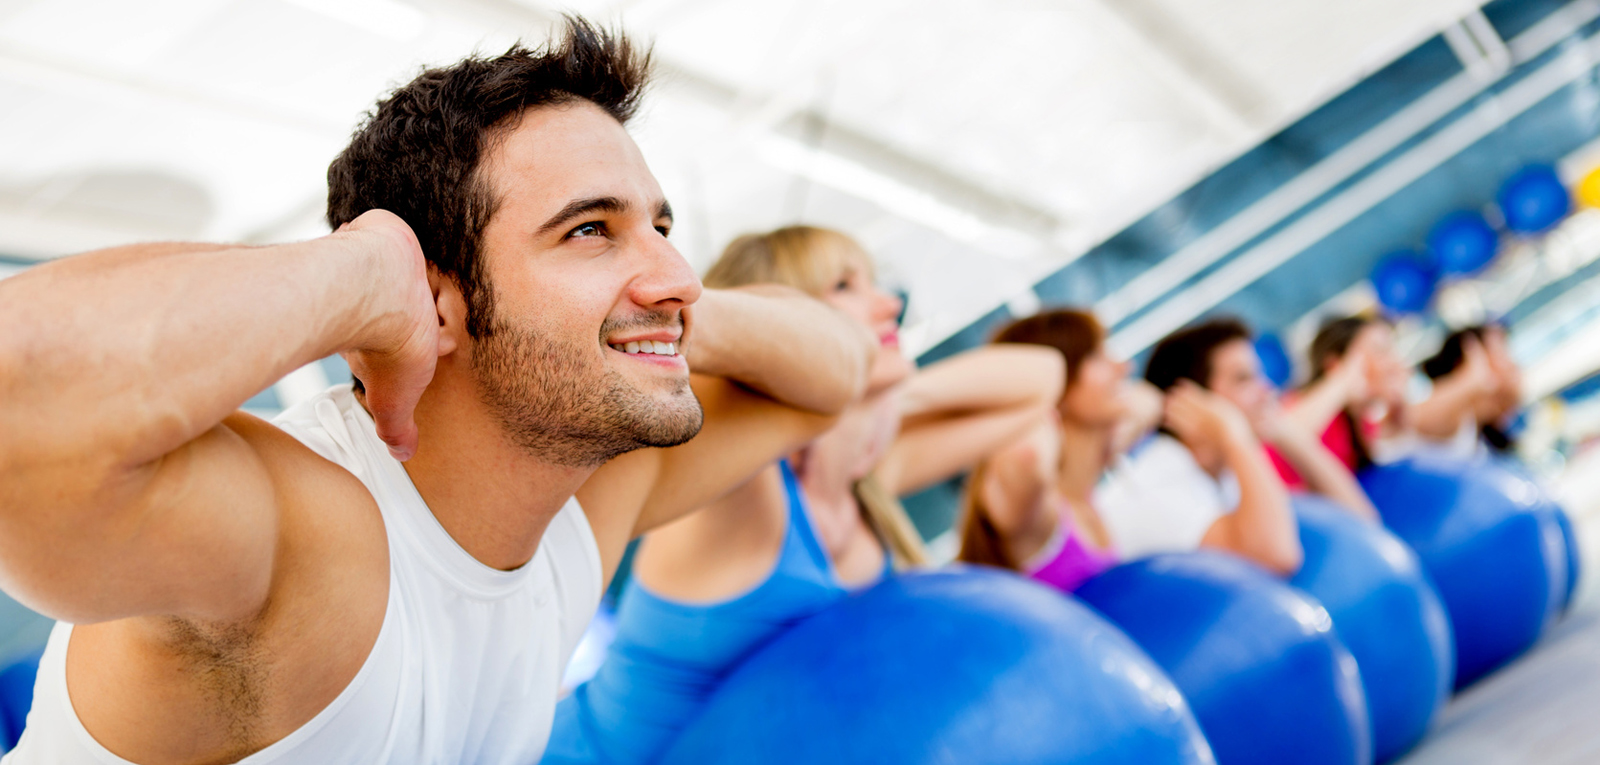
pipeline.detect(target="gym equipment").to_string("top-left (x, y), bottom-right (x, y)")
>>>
top-left (1497, 164), bottom-right (1570, 233)
top-left (1489, 457), bottom-right (1582, 612)
top-left (660, 568), bottom-right (1216, 765)
top-left (1370, 250), bottom-right (1438, 315)
top-left (1289, 494), bottom-right (1454, 764)
top-left (1553, 506), bottom-right (1581, 611)
top-left (1077, 553), bottom-right (1370, 765)
top-left (0, 649), bottom-right (41, 752)
top-left (1254, 333), bottom-right (1294, 389)
top-left (1426, 211), bottom-right (1498, 276)
top-left (1359, 455), bottom-right (1568, 688)
top-left (1576, 164), bottom-right (1600, 208)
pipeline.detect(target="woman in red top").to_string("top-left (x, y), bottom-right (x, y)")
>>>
top-left (1277, 316), bottom-right (1411, 482)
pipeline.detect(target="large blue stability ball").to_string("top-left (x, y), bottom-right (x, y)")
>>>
top-left (1360, 456), bottom-right (1569, 689)
top-left (1497, 164), bottom-right (1570, 233)
top-left (1370, 250), bottom-right (1438, 315)
top-left (1489, 455), bottom-right (1583, 611)
top-left (1289, 494), bottom-right (1454, 764)
top-left (1426, 210), bottom-right (1499, 276)
top-left (1077, 553), bottom-right (1370, 765)
top-left (659, 568), bottom-right (1216, 765)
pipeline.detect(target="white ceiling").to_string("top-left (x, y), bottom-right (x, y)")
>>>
top-left (0, 0), bottom-right (1487, 353)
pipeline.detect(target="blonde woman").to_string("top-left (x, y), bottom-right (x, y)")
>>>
top-left (545, 226), bottom-right (1064, 764)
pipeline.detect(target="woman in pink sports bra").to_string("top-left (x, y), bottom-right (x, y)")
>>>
top-left (957, 310), bottom-right (1138, 592)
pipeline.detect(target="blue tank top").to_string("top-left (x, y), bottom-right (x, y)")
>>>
top-left (543, 461), bottom-right (852, 764)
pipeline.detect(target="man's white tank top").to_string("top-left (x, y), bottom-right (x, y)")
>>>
top-left (5, 385), bottom-right (603, 764)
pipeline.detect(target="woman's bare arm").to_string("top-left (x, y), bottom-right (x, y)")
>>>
top-left (878, 344), bottom-right (1065, 496)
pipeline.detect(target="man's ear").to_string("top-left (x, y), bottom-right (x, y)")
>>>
top-left (430, 264), bottom-right (464, 358)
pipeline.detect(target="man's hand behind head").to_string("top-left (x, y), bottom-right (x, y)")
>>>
top-left (335, 210), bottom-right (448, 461)
top-left (1165, 381), bottom-right (1255, 453)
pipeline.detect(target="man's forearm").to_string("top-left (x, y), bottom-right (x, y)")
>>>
top-left (685, 287), bottom-right (873, 414)
top-left (0, 230), bottom-right (408, 471)
top-left (1222, 435), bottom-right (1301, 571)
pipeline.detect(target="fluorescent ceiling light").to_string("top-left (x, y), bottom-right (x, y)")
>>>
top-left (756, 133), bottom-right (1018, 255)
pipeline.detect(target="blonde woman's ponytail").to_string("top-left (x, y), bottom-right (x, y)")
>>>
top-left (853, 472), bottom-right (929, 569)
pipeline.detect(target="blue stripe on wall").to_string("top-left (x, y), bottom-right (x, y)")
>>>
top-left (1486, 0), bottom-right (1578, 39)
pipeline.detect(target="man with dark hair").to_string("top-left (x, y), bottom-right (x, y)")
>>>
top-left (0, 18), bottom-right (872, 763)
top-left (1097, 317), bottom-right (1377, 576)
top-left (1148, 319), bottom-right (1380, 526)
top-left (1094, 318), bottom-right (1301, 574)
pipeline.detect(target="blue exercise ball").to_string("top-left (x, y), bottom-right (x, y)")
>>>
top-left (1371, 250), bottom-right (1438, 315)
top-left (1497, 164), bottom-right (1569, 233)
top-left (1488, 456), bottom-right (1582, 612)
top-left (1426, 211), bottom-right (1499, 276)
top-left (1077, 553), bottom-right (1370, 765)
top-left (0, 649), bottom-right (41, 752)
top-left (659, 568), bottom-right (1216, 765)
top-left (1254, 333), bottom-right (1293, 390)
top-left (1359, 456), bottom-right (1568, 689)
top-left (1288, 494), bottom-right (1454, 764)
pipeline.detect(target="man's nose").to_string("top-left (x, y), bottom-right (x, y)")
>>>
top-left (631, 235), bottom-right (702, 309)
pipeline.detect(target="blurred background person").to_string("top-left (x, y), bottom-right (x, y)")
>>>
top-left (1278, 316), bottom-right (1413, 479)
top-left (545, 226), bottom-right (1064, 765)
top-left (1093, 318), bottom-right (1309, 575)
top-left (957, 310), bottom-right (1153, 591)
top-left (1417, 323), bottom-right (1524, 458)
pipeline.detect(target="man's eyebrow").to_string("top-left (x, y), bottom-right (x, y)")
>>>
top-left (657, 200), bottom-right (674, 223)
top-left (536, 196), bottom-right (630, 237)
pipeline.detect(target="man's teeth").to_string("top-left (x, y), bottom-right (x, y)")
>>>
top-left (611, 340), bottom-right (678, 356)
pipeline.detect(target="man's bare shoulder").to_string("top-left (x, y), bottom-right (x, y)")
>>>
top-left (223, 411), bottom-right (391, 627)
top-left (63, 412), bottom-right (392, 762)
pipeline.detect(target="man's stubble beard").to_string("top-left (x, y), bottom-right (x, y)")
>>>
top-left (471, 313), bottom-right (705, 468)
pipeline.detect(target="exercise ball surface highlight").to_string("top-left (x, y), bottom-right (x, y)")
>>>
top-left (1077, 553), bottom-right (1371, 765)
top-left (1554, 506), bottom-right (1581, 610)
top-left (660, 568), bottom-right (1216, 765)
top-left (1497, 164), bottom-right (1569, 233)
top-left (1289, 494), bottom-right (1453, 764)
top-left (1359, 456), bottom-right (1568, 688)
top-left (1426, 211), bottom-right (1498, 276)
top-left (1371, 250), bottom-right (1438, 315)
top-left (1489, 456), bottom-right (1582, 612)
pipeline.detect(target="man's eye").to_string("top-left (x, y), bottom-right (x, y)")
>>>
top-left (655, 225), bottom-right (671, 237)
top-left (833, 278), bottom-right (851, 292)
top-left (571, 222), bottom-right (606, 238)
